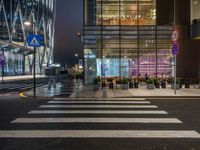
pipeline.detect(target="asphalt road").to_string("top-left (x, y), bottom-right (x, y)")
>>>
top-left (0, 93), bottom-right (200, 150)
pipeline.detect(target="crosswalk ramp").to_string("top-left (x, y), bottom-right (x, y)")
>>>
top-left (35, 81), bottom-right (82, 97)
top-left (1, 98), bottom-right (200, 139)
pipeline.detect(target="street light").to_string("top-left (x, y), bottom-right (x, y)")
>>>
top-left (75, 53), bottom-right (78, 58)
top-left (24, 20), bottom-right (37, 98)
top-left (24, 21), bottom-right (32, 26)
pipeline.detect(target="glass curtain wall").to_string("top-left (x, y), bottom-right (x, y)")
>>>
top-left (84, 0), bottom-right (173, 83)
top-left (0, 0), bottom-right (56, 76)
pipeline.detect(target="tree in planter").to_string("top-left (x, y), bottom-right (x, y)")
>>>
top-left (154, 78), bottom-right (160, 89)
top-left (121, 78), bottom-right (129, 90)
top-left (161, 79), bottom-right (167, 89)
top-left (179, 78), bottom-right (184, 89)
top-left (167, 77), bottom-right (173, 85)
top-left (93, 77), bottom-right (100, 90)
top-left (185, 79), bottom-right (191, 89)
top-left (107, 78), bottom-right (114, 89)
top-left (139, 77), bottom-right (146, 86)
top-left (146, 78), bottom-right (155, 90)
top-left (134, 78), bottom-right (139, 88)
top-left (128, 78), bottom-right (134, 89)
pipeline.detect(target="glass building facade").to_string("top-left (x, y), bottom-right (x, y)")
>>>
top-left (84, 0), bottom-right (174, 83)
top-left (0, 0), bottom-right (56, 76)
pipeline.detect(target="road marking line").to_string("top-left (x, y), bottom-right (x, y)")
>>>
top-left (54, 98), bottom-right (146, 101)
top-left (0, 130), bottom-right (199, 138)
top-left (29, 110), bottom-right (168, 115)
top-left (19, 92), bottom-right (27, 98)
top-left (11, 118), bottom-right (182, 124)
top-left (39, 105), bottom-right (158, 109)
top-left (48, 101), bottom-right (151, 104)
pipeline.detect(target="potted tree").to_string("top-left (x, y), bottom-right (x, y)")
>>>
top-left (185, 79), bottom-right (190, 89)
top-left (129, 78), bottom-right (134, 89)
top-left (121, 78), bottom-right (129, 90)
top-left (154, 78), bottom-right (160, 89)
top-left (161, 79), bottom-right (167, 89)
top-left (93, 77), bottom-right (100, 90)
top-left (107, 78), bottom-right (114, 89)
top-left (146, 79), bottom-right (155, 90)
top-left (179, 78), bottom-right (184, 89)
top-left (134, 78), bottom-right (139, 88)
top-left (198, 79), bottom-right (200, 89)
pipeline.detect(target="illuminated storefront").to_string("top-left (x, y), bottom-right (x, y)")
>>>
top-left (84, 0), bottom-right (173, 83)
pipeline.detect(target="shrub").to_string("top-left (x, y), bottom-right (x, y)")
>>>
top-left (107, 78), bottom-right (113, 82)
top-left (93, 77), bottom-right (100, 84)
top-left (146, 79), bottom-right (154, 84)
top-left (172, 79), bottom-right (180, 84)
top-left (122, 78), bottom-right (129, 84)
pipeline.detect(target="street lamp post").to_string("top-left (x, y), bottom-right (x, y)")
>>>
top-left (24, 20), bottom-right (37, 98)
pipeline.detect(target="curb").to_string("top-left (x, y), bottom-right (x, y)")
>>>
top-left (20, 92), bottom-right (200, 100)
top-left (19, 92), bottom-right (52, 100)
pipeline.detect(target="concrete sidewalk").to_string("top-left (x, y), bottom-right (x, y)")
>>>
top-left (0, 75), bottom-right (46, 82)
top-left (70, 85), bottom-right (200, 98)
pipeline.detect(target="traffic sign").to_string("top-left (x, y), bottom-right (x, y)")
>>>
top-left (172, 42), bottom-right (179, 55)
top-left (27, 34), bottom-right (41, 47)
top-left (172, 30), bottom-right (179, 42)
top-left (0, 54), bottom-right (6, 67)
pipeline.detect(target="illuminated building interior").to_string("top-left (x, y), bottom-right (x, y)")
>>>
top-left (84, 0), bottom-right (173, 83)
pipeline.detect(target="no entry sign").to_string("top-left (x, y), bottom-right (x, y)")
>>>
top-left (172, 30), bottom-right (179, 42)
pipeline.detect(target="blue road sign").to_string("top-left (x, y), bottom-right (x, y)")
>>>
top-left (27, 34), bottom-right (41, 47)
top-left (172, 42), bottom-right (179, 55)
top-left (0, 54), bottom-right (6, 67)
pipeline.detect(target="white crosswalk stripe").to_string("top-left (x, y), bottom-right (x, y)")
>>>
top-left (4, 98), bottom-right (200, 139)
top-left (53, 98), bottom-right (146, 101)
top-left (28, 110), bottom-right (168, 115)
top-left (39, 104), bottom-right (158, 109)
top-left (48, 100), bottom-right (151, 104)
top-left (0, 130), bottom-right (200, 138)
top-left (12, 118), bottom-right (182, 123)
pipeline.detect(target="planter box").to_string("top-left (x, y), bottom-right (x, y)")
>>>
top-left (161, 82), bottom-right (166, 89)
top-left (102, 83), bottom-right (106, 88)
top-left (147, 84), bottom-right (154, 90)
top-left (155, 82), bottom-right (160, 89)
top-left (134, 82), bottom-right (139, 89)
top-left (109, 82), bottom-right (114, 89)
top-left (93, 84), bottom-right (99, 91)
top-left (129, 82), bottom-right (134, 89)
top-left (185, 83), bottom-right (190, 89)
top-left (121, 84), bottom-right (129, 90)
top-left (171, 84), bottom-right (180, 90)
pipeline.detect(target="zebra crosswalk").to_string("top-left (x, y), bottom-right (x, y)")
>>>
top-left (1, 98), bottom-right (200, 139)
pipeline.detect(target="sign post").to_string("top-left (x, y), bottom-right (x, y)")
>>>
top-left (27, 34), bottom-right (41, 98)
top-left (171, 30), bottom-right (179, 95)
top-left (0, 53), bottom-right (6, 84)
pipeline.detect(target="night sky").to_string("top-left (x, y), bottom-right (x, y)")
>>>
top-left (54, 0), bottom-right (83, 67)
